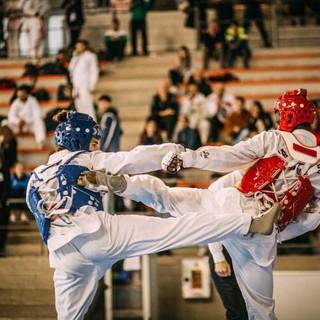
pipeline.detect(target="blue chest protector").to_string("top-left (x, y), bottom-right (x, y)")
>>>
top-left (28, 151), bottom-right (103, 244)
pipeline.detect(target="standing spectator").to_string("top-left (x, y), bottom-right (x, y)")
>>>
top-left (10, 161), bottom-right (30, 224)
top-left (0, 125), bottom-right (18, 168)
top-left (0, 154), bottom-right (11, 257)
top-left (130, 0), bottom-right (151, 56)
top-left (202, 19), bottom-right (225, 69)
top-left (213, 0), bottom-right (234, 33)
top-left (97, 94), bottom-right (122, 152)
top-left (5, 0), bottom-right (23, 58)
top-left (7, 85), bottom-right (46, 149)
top-left (174, 114), bottom-right (201, 150)
top-left (61, 0), bottom-right (84, 49)
top-left (21, 0), bottom-right (51, 61)
top-left (225, 20), bottom-right (251, 68)
top-left (169, 45), bottom-right (195, 89)
top-left (206, 81), bottom-right (236, 142)
top-left (68, 39), bottom-right (99, 121)
top-left (0, 1), bottom-right (5, 54)
top-left (243, 0), bottom-right (272, 48)
top-left (224, 95), bottom-right (250, 144)
top-left (209, 244), bottom-right (248, 319)
top-left (180, 82), bottom-right (210, 145)
top-left (103, 17), bottom-right (128, 61)
top-left (150, 80), bottom-right (179, 141)
top-left (188, 69), bottom-right (212, 97)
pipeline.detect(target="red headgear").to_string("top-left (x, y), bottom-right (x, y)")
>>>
top-left (274, 89), bottom-right (315, 132)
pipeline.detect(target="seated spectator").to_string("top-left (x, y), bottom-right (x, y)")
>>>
top-left (169, 45), bottom-right (195, 90)
top-left (150, 80), bottom-right (179, 141)
top-left (174, 114), bottom-right (201, 150)
top-left (7, 85), bottom-right (46, 149)
top-left (9, 161), bottom-right (30, 224)
top-left (0, 154), bottom-right (11, 257)
top-left (103, 18), bottom-right (128, 61)
top-left (139, 117), bottom-right (163, 146)
top-left (202, 19), bottom-right (225, 69)
top-left (224, 96), bottom-right (250, 144)
top-left (0, 124), bottom-right (17, 168)
top-left (225, 20), bottom-right (251, 68)
top-left (236, 100), bottom-right (274, 142)
top-left (180, 82), bottom-right (210, 145)
top-left (97, 94), bottom-right (123, 152)
top-left (206, 81), bottom-right (236, 142)
top-left (188, 69), bottom-right (212, 97)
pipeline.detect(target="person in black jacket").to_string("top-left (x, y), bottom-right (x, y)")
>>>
top-left (0, 154), bottom-right (11, 256)
top-left (61, 0), bottom-right (85, 49)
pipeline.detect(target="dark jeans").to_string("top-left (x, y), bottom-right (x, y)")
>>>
top-left (226, 41), bottom-right (250, 68)
top-left (69, 25), bottom-right (82, 49)
top-left (107, 41), bottom-right (126, 61)
top-left (130, 19), bottom-right (148, 55)
top-left (209, 248), bottom-right (248, 320)
top-left (0, 204), bottom-right (10, 251)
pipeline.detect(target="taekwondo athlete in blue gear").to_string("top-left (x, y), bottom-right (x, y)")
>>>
top-left (26, 110), bottom-right (277, 320)
top-left (28, 112), bottom-right (102, 244)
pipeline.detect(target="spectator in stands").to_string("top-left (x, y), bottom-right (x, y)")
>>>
top-left (243, 0), bottom-right (272, 48)
top-left (10, 161), bottom-right (30, 224)
top-left (0, 1), bottom-right (4, 52)
top-left (0, 124), bottom-right (18, 168)
top-left (129, 0), bottom-right (151, 56)
top-left (206, 81), bottom-right (236, 142)
top-left (139, 117), bottom-right (163, 146)
top-left (236, 100), bottom-right (274, 142)
top-left (213, 0), bottom-right (235, 33)
top-left (224, 95), bottom-right (250, 144)
top-left (150, 80), bottom-right (179, 141)
top-left (61, 0), bottom-right (85, 49)
top-left (68, 39), bottom-right (99, 121)
top-left (202, 19), bottom-right (225, 69)
top-left (103, 18), bottom-right (128, 61)
top-left (21, 0), bottom-right (50, 61)
top-left (288, 0), bottom-right (320, 26)
top-left (0, 153), bottom-right (11, 257)
top-left (225, 20), bottom-right (251, 68)
top-left (97, 94), bottom-right (123, 152)
top-left (5, 0), bottom-right (23, 58)
top-left (180, 82), bottom-right (210, 145)
top-left (169, 45), bottom-right (195, 90)
top-left (174, 114), bottom-right (201, 150)
top-left (7, 85), bottom-right (46, 150)
top-left (188, 69), bottom-right (212, 97)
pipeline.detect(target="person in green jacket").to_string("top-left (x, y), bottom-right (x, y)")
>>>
top-left (129, 0), bottom-right (151, 56)
top-left (103, 18), bottom-right (127, 61)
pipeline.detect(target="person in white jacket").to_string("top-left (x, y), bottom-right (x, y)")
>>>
top-left (85, 89), bottom-right (320, 319)
top-left (68, 39), bottom-right (99, 121)
top-left (8, 85), bottom-right (46, 149)
top-left (26, 110), bottom-right (276, 320)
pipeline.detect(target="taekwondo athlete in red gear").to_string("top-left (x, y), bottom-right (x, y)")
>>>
top-left (96, 89), bottom-right (320, 319)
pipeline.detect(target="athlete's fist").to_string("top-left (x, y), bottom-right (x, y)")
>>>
top-left (161, 151), bottom-right (183, 174)
top-left (77, 171), bottom-right (97, 187)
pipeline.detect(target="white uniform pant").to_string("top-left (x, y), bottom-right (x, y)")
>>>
top-left (73, 86), bottom-right (97, 121)
top-left (188, 116), bottom-right (211, 145)
top-left (120, 174), bottom-right (278, 320)
top-left (23, 17), bottom-right (45, 59)
top-left (49, 204), bottom-right (251, 319)
top-left (9, 118), bottom-right (46, 145)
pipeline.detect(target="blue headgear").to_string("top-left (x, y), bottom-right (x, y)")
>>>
top-left (54, 111), bottom-right (101, 151)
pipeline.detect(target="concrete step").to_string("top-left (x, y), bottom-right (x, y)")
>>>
top-left (0, 305), bottom-right (56, 319)
top-left (17, 148), bottom-right (53, 168)
top-left (0, 289), bottom-right (54, 305)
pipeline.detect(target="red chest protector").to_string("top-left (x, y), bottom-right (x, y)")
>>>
top-left (236, 155), bottom-right (314, 231)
